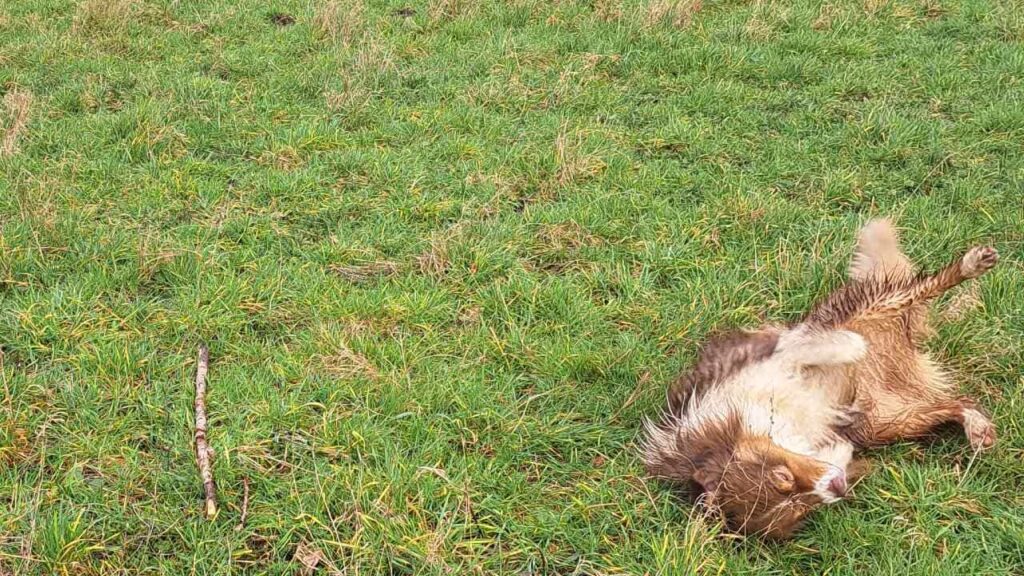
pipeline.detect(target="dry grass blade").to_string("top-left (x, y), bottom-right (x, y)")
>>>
top-left (416, 221), bottom-right (468, 279)
top-left (329, 260), bottom-right (399, 283)
top-left (317, 343), bottom-right (380, 380)
top-left (235, 477), bottom-right (250, 531)
top-left (538, 222), bottom-right (601, 250)
top-left (416, 245), bottom-right (449, 278)
top-left (1, 89), bottom-right (33, 157)
top-left (295, 542), bottom-right (324, 575)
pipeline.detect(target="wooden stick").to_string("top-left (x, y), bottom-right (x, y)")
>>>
top-left (194, 344), bottom-right (217, 518)
top-left (235, 477), bottom-right (250, 531)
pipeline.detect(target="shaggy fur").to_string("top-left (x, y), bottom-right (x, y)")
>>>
top-left (643, 219), bottom-right (998, 539)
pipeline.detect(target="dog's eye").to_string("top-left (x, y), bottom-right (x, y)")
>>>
top-left (769, 465), bottom-right (795, 492)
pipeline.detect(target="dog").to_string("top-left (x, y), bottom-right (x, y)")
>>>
top-left (642, 219), bottom-right (999, 539)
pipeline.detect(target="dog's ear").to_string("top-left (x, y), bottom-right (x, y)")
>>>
top-left (643, 413), bottom-right (739, 505)
top-left (692, 466), bottom-right (721, 498)
top-left (690, 467), bottom-right (724, 517)
top-left (769, 465), bottom-right (795, 492)
top-left (686, 421), bottom-right (739, 506)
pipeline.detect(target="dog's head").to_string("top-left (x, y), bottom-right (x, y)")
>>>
top-left (644, 416), bottom-right (848, 539)
top-left (703, 435), bottom-right (847, 538)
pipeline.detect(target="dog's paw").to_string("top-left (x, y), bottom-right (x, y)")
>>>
top-left (961, 246), bottom-right (999, 279)
top-left (840, 330), bottom-right (868, 360)
top-left (963, 408), bottom-right (996, 451)
top-left (822, 330), bottom-right (868, 364)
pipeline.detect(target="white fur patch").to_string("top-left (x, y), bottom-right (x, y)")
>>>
top-left (815, 438), bottom-right (854, 470)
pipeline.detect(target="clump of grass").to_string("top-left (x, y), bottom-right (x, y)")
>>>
top-left (994, 6), bottom-right (1024, 41)
top-left (316, 346), bottom-right (380, 380)
top-left (863, 0), bottom-right (891, 18)
top-left (322, 34), bottom-right (395, 118)
top-left (552, 128), bottom-right (606, 190)
top-left (416, 237), bottom-right (451, 279)
top-left (72, 0), bottom-right (136, 33)
top-left (415, 218), bottom-right (477, 279)
top-left (537, 222), bottom-right (602, 251)
top-left (745, 0), bottom-right (790, 40)
top-left (594, 0), bottom-right (624, 22)
top-left (645, 0), bottom-right (703, 28)
top-left (528, 221), bottom-right (603, 273)
top-left (325, 80), bottom-right (371, 114)
top-left (1, 88), bottom-right (32, 157)
top-left (922, 0), bottom-right (947, 19)
top-left (429, 0), bottom-right (477, 22)
top-left (812, 3), bottom-right (840, 30)
top-left (256, 146), bottom-right (303, 171)
top-left (943, 284), bottom-right (983, 322)
top-left (314, 0), bottom-right (365, 46)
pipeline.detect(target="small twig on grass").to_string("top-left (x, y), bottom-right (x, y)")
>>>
top-left (194, 344), bottom-right (217, 518)
top-left (235, 477), bottom-right (250, 531)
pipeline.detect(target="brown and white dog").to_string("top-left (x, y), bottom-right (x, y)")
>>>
top-left (642, 219), bottom-right (999, 539)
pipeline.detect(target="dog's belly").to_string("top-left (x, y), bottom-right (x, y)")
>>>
top-left (849, 344), bottom-right (958, 445)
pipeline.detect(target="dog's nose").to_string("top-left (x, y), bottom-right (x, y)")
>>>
top-left (828, 475), bottom-right (848, 497)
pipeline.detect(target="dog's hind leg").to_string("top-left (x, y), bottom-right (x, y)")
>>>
top-left (809, 245), bottom-right (998, 329)
top-left (856, 395), bottom-right (996, 451)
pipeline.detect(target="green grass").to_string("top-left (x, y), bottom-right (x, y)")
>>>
top-left (1, 0), bottom-right (1023, 573)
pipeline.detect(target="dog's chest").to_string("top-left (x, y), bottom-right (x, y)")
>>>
top-left (687, 358), bottom-right (843, 456)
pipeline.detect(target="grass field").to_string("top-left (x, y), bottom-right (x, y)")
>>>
top-left (2, 0), bottom-right (1023, 573)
